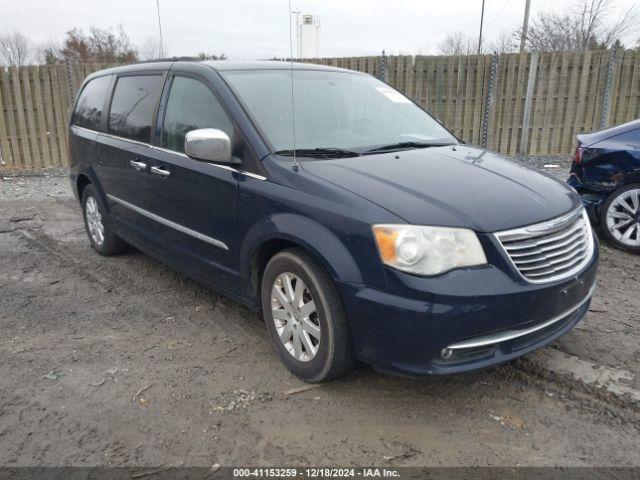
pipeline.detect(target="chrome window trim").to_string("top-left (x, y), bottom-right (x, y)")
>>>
top-left (70, 125), bottom-right (267, 180)
top-left (493, 208), bottom-right (595, 284)
top-left (446, 282), bottom-right (596, 351)
top-left (106, 194), bottom-right (229, 251)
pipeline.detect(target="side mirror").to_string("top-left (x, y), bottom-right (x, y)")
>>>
top-left (185, 128), bottom-right (236, 163)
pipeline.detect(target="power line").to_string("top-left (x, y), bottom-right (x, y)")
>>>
top-left (484, 0), bottom-right (512, 33)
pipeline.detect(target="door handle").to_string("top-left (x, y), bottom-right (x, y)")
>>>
top-left (129, 160), bottom-right (147, 171)
top-left (150, 166), bottom-right (171, 177)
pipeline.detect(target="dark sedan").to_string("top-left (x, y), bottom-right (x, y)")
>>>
top-left (568, 119), bottom-right (640, 253)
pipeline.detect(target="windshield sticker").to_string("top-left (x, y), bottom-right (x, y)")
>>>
top-left (376, 87), bottom-right (411, 104)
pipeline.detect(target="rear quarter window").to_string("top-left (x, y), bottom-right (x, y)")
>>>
top-left (108, 75), bottom-right (164, 143)
top-left (73, 75), bottom-right (112, 131)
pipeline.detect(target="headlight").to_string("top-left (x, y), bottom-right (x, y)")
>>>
top-left (373, 224), bottom-right (487, 276)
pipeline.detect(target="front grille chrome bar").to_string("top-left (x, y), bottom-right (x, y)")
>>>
top-left (446, 283), bottom-right (596, 351)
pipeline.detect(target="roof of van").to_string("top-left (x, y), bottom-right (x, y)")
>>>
top-left (202, 60), bottom-right (353, 72)
top-left (87, 60), bottom-right (356, 78)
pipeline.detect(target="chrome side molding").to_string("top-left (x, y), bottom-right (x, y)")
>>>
top-left (106, 194), bottom-right (229, 251)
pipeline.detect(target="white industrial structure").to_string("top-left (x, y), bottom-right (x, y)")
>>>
top-left (296, 14), bottom-right (321, 58)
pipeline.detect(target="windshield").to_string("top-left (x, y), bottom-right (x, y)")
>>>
top-left (221, 69), bottom-right (457, 156)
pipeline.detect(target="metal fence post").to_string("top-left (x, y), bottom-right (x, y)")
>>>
top-left (481, 53), bottom-right (499, 148)
top-left (378, 50), bottom-right (386, 82)
top-left (599, 47), bottom-right (617, 130)
top-left (65, 60), bottom-right (75, 109)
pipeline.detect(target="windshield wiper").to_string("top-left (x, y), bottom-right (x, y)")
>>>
top-left (363, 141), bottom-right (454, 154)
top-left (274, 148), bottom-right (360, 159)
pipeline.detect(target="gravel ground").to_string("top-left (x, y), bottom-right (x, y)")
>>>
top-left (1, 157), bottom-right (639, 468)
top-left (512, 155), bottom-right (574, 181)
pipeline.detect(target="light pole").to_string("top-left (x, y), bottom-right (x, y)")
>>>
top-left (478, 0), bottom-right (486, 55)
top-left (519, 0), bottom-right (532, 52)
top-left (156, 0), bottom-right (164, 56)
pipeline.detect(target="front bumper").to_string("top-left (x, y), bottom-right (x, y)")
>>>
top-left (336, 242), bottom-right (598, 376)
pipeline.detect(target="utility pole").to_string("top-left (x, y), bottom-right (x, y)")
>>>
top-left (478, 0), bottom-right (486, 55)
top-left (519, 0), bottom-right (531, 52)
top-left (156, 0), bottom-right (164, 57)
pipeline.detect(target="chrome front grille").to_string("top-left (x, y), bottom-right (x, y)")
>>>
top-left (494, 208), bottom-right (594, 283)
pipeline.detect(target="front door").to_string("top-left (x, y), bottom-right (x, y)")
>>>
top-left (145, 75), bottom-right (239, 292)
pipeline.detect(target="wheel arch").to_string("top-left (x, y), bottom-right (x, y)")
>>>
top-left (75, 168), bottom-right (111, 213)
top-left (76, 173), bottom-right (92, 202)
top-left (241, 214), bottom-right (364, 306)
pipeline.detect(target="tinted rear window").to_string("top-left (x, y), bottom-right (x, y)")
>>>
top-left (73, 75), bottom-right (111, 130)
top-left (108, 75), bottom-right (164, 143)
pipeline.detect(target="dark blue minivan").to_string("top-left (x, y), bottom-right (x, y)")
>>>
top-left (69, 60), bottom-right (598, 381)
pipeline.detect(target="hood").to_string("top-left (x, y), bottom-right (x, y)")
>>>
top-left (301, 145), bottom-right (580, 233)
top-left (577, 119), bottom-right (640, 147)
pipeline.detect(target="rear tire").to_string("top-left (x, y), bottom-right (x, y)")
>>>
top-left (81, 184), bottom-right (128, 256)
top-left (600, 184), bottom-right (640, 254)
top-left (261, 248), bottom-right (356, 382)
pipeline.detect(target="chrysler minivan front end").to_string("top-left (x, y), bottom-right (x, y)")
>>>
top-left (336, 208), bottom-right (597, 376)
top-left (220, 65), bottom-right (599, 378)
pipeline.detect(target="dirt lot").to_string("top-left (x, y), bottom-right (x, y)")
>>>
top-left (1, 162), bottom-right (640, 468)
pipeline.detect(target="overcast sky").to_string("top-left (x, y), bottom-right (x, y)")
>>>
top-left (1, 0), bottom-right (638, 59)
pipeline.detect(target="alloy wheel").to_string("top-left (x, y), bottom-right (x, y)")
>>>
top-left (271, 272), bottom-right (321, 362)
top-left (85, 196), bottom-right (105, 246)
top-left (606, 188), bottom-right (640, 248)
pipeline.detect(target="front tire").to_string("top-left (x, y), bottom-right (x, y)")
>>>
top-left (81, 184), bottom-right (128, 256)
top-left (261, 248), bottom-right (356, 382)
top-left (600, 184), bottom-right (640, 254)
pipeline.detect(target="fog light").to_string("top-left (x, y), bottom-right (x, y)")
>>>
top-left (441, 348), bottom-right (453, 359)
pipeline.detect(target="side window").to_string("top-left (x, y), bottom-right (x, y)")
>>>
top-left (108, 75), bottom-right (164, 143)
top-left (162, 76), bottom-right (234, 153)
top-left (73, 75), bottom-right (111, 131)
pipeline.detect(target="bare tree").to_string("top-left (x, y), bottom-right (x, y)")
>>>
top-left (437, 31), bottom-right (477, 56)
top-left (198, 52), bottom-right (227, 60)
top-left (437, 30), bottom-right (518, 56)
top-left (526, 0), bottom-right (639, 52)
top-left (0, 31), bottom-right (33, 66)
top-left (485, 30), bottom-right (519, 54)
top-left (139, 37), bottom-right (168, 61)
